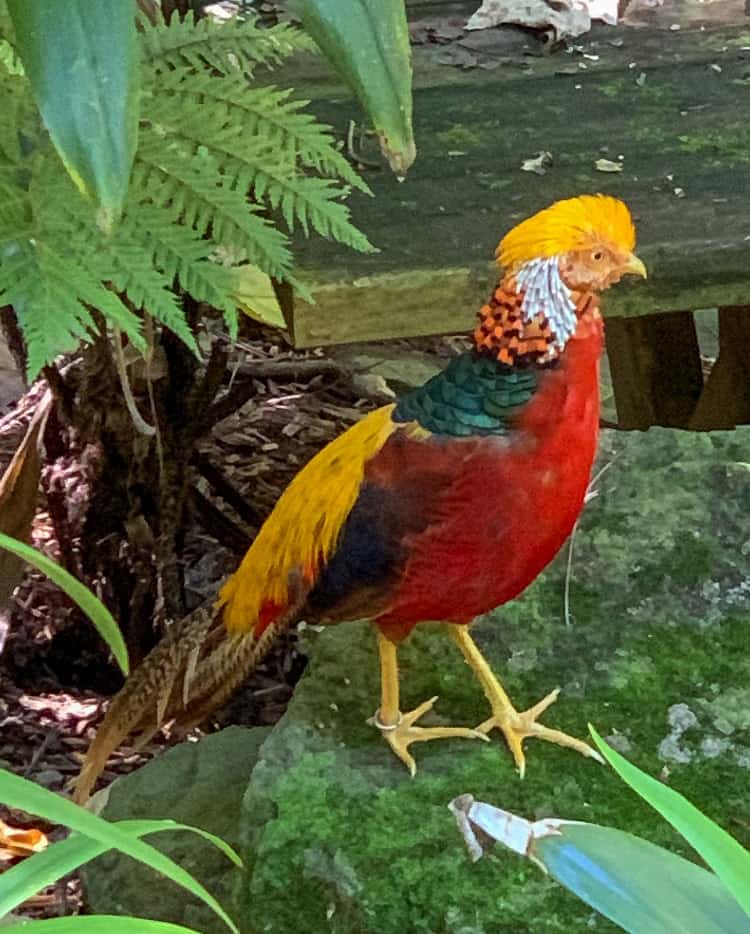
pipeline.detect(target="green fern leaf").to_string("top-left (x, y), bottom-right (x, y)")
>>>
top-left (0, 241), bottom-right (95, 377)
top-left (141, 77), bottom-right (373, 253)
top-left (98, 237), bottom-right (197, 353)
top-left (146, 74), bottom-right (370, 195)
top-left (122, 206), bottom-right (239, 335)
top-left (140, 12), bottom-right (313, 75)
top-left (133, 143), bottom-right (295, 279)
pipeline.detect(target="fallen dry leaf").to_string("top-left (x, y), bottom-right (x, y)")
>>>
top-left (0, 391), bottom-right (52, 614)
top-left (467, 0), bottom-right (590, 40)
top-left (594, 157), bottom-right (623, 172)
top-left (521, 151), bottom-right (553, 175)
top-left (0, 818), bottom-right (49, 862)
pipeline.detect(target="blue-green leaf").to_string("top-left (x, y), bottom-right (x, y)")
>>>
top-left (590, 726), bottom-right (750, 916)
top-left (291, 0), bottom-right (415, 176)
top-left (7, 0), bottom-right (140, 226)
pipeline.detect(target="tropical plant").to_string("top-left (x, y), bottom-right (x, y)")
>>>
top-left (451, 728), bottom-right (750, 934)
top-left (0, 1), bottom-right (373, 378)
top-left (0, 766), bottom-right (240, 932)
top-left (0, 0), bottom-right (410, 657)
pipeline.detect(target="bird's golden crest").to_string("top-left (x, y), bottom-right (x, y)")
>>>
top-left (497, 194), bottom-right (636, 270)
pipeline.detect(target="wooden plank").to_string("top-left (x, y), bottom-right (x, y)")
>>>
top-left (278, 24), bottom-right (750, 346)
top-left (689, 306), bottom-right (750, 429)
top-left (606, 311), bottom-right (703, 429)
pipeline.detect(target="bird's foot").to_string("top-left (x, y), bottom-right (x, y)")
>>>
top-left (477, 687), bottom-right (603, 778)
top-left (369, 695), bottom-right (488, 777)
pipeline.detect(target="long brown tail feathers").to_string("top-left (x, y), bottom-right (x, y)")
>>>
top-left (72, 592), bottom-right (307, 804)
top-left (73, 601), bottom-right (259, 804)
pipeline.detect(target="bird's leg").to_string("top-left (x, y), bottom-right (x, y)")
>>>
top-left (447, 623), bottom-right (602, 777)
top-left (370, 628), bottom-right (487, 776)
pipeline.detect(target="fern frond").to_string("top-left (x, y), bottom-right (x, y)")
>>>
top-left (133, 144), bottom-right (295, 279)
top-left (97, 236), bottom-right (198, 353)
top-left (0, 241), bottom-right (95, 377)
top-left (146, 73), bottom-right (371, 195)
top-left (142, 77), bottom-right (374, 253)
top-left (140, 12), bottom-right (314, 74)
top-left (120, 206), bottom-right (239, 337)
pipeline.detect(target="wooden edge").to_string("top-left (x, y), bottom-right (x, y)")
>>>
top-left (288, 245), bottom-right (750, 348)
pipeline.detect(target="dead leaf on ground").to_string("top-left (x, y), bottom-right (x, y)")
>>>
top-left (0, 818), bottom-right (49, 862)
top-left (594, 157), bottom-right (623, 172)
top-left (232, 265), bottom-right (286, 329)
top-left (467, 0), bottom-right (592, 40)
top-left (521, 151), bottom-right (553, 175)
top-left (0, 390), bottom-right (53, 630)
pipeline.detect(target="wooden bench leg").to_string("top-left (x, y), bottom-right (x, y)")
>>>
top-left (605, 311), bottom-right (703, 429)
top-left (689, 306), bottom-right (750, 430)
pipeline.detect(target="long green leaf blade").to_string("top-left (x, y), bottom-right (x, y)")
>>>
top-left (292, 0), bottom-right (415, 175)
top-left (590, 727), bottom-right (750, 916)
top-left (7, 0), bottom-right (140, 225)
top-left (537, 823), bottom-right (750, 934)
top-left (0, 818), bottom-right (241, 917)
top-left (0, 532), bottom-right (128, 675)
top-left (2, 918), bottom-right (203, 933)
top-left (0, 771), bottom-right (238, 934)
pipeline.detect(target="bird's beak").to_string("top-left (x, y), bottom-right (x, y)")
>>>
top-left (623, 253), bottom-right (647, 279)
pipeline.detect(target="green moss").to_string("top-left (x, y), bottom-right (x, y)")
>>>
top-left (676, 128), bottom-right (750, 163)
top-left (435, 124), bottom-right (486, 150)
top-left (240, 429), bottom-right (750, 933)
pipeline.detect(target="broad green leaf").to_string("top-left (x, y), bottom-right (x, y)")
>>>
top-left (0, 532), bottom-right (129, 675)
top-left (292, 0), bottom-right (415, 176)
top-left (450, 797), bottom-right (750, 934)
top-left (7, 0), bottom-right (140, 227)
top-left (590, 727), bottom-right (750, 916)
top-left (0, 817), bottom-right (241, 917)
top-left (2, 918), bottom-right (203, 932)
top-left (231, 264), bottom-right (285, 328)
top-left (538, 823), bottom-right (750, 934)
top-left (0, 770), bottom-right (238, 934)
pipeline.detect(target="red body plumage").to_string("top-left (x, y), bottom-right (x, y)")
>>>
top-left (374, 312), bottom-right (603, 640)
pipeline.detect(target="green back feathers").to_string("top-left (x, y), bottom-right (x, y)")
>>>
top-left (392, 351), bottom-right (540, 437)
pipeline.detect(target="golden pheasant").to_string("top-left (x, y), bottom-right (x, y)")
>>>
top-left (75, 194), bottom-right (646, 801)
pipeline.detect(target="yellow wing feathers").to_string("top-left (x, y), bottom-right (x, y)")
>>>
top-left (217, 405), bottom-right (398, 634)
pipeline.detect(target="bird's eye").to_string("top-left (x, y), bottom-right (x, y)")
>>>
top-left (592, 250), bottom-right (603, 261)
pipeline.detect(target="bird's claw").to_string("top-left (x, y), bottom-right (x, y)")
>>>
top-left (477, 687), bottom-right (604, 779)
top-left (369, 695), bottom-right (488, 777)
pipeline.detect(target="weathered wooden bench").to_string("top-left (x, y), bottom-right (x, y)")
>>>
top-left (278, 5), bottom-right (750, 430)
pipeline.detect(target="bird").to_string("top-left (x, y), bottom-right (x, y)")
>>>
top-left (74, 193), bottom-right (646, 802)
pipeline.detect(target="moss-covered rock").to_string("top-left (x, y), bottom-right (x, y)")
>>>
top-left (83, 726), bottom-right (269, 933)
top-left (240, 428), bottom-right (750, 934)
top-left (85, 428), bottom-right (750, 934)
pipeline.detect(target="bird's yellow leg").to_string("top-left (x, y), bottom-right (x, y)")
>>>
top-left (370, 628), bottom-right (487, 776)
top-left (447, 624), bottom-right (603, 777)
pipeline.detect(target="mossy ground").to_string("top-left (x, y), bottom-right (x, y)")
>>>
top-left (86, 428), bottom-right (750, 933)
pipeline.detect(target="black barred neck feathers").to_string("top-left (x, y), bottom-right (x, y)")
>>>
top-left (473, 272), bottom-right (600, 367)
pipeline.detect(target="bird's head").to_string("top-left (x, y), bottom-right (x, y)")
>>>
top-left (498, 194), bottom-right (646, 291)
top-left (477, 195), bottom-right (646, 363)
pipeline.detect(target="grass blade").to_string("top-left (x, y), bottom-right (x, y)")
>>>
top-left (0, 532), bottom-right (128, 675)
top-left (0, 818), bottom-right (241, 917)
top-left (537, 822), bottom-right (750, 934)
top-left (0, 770), bottom-right (238, 933)
top-left (590, 726), bottom-right (750, 916)
top-left (2, 918), bottom-right (203, 932)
